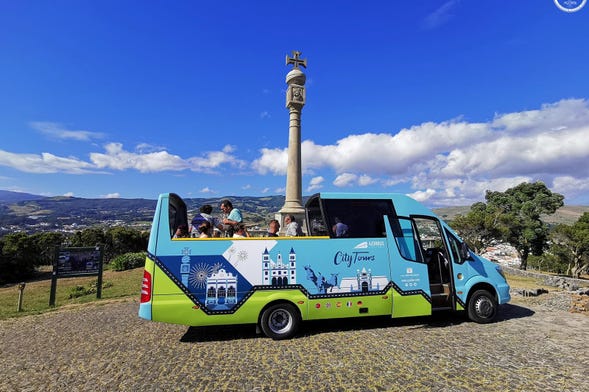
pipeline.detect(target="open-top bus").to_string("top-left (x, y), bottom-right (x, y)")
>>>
top-left (139, 192), bottom-right (510, 339)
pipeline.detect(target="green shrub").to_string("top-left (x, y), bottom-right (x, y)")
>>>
top-left (68, 285), bottom-right (93, 299)
top-left (110, 252), bottom-right (146, 271)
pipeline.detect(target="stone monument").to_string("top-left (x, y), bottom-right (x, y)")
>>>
top-left (277, 50), bottom-right (307, 234)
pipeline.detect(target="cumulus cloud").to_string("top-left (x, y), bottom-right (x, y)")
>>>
top-left (307, 176), bottom-right (324, 192)
top-left (102, 193), bottom-right (120, 199)
top-left (254, 98), bottom-right (589, 205)
top-left (90, 143), bottom-right (246, 173)
top-left (30, 122), bottom-right (105, 141)
top-left (0, 149), bottom-right (96, 174)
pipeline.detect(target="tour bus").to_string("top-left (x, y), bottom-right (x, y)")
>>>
top-left (139, 192), bottom-right (510, 339)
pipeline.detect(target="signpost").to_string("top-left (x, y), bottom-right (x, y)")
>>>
top-left (49, 245), bottom-right (104, 306)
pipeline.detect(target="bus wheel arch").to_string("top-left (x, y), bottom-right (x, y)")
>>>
top-left (259, 301), bottom-right (301, 340)
top-left (466, 284), bottom-right (498, 324)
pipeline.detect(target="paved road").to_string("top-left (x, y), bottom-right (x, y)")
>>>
top-left (1, 293), bottom-right (587, 392)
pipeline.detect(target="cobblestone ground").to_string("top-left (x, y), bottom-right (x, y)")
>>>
top-left (1, 292), bottom-right (587, 392)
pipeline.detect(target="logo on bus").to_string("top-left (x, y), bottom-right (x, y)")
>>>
top-left (354, 240), bottom-right (385, 249)
top-left (334, 251), bottom-right (376, 267)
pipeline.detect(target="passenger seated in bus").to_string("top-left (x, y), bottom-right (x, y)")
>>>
top-left (267, 219), bottom-right (280, 237)
top-left (332, 217), bottom-right (349, 237)
top-left (220, 199), bottom-right (242, 237)
top-left (198, 221), bottom-right (212, 238)
top-left (191, 204), bottom-right (221, 237)
top-left (233, 223), bottom-right (249, 238)
top-left (173, 224), bottom-right (190, 239)
top-left (284, 215), bottom-right (303, 236)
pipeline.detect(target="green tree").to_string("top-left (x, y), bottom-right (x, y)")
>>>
top-left (0, 232), bottom-right (39, 283)
top-left (30, 232), bottom-right (65, 265)
top-left (484, 182), bottom-right (564, 270)
top-left (451, 202), bottom-right (501, 253)
top-left (550, 212), bottom-right (589, 278)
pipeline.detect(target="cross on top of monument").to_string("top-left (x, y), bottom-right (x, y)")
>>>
top-left (286, 50), bottom-right (307, 69)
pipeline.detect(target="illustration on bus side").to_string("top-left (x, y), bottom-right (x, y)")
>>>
top-left (155, 238), bottom-right (405, 312)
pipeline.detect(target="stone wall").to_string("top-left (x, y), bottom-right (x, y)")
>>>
top-left (502, 266), bottom-right (589, 291)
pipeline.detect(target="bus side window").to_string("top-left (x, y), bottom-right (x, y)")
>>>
top-left (168, 193), bottom-right (188, 239)
top-left (445, 229), bottom-right (463, 264)
top-left (392, 217), bottom-right (424, 262)
top-left (322, 199), bottom-right (394, 238)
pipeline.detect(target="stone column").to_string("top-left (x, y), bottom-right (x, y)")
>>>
top-left (278, 51), bottom-right (307, 234)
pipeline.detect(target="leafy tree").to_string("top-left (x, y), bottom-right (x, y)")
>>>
top-left (484, 182), bottom-right (564, 270)
top-left (0, 233), bottom-right (38, 283)
top-left (454, 182), bottom-right (563, 270)
top-left (30, 232), bottom-right (65, 265)
top-left (550, 212), bottom-right (589, 278)
top-left (69, 227), bottom-right (107, 248)
top-left (451, 202), bottom-right (501, 253)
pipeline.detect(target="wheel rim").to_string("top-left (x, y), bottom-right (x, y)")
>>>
top-left (474, 296), bottom-right (495, 319)
top-left (268, 309), bottom-right (292, 334)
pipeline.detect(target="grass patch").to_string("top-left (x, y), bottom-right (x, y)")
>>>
top-left (0, 267), bottom-right (143, 320)
top-left (504, 272), bottom-right (551, 290)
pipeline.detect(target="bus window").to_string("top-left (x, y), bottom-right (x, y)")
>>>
top-left (305, 196), bottom-right (329, 236)
top-left (390, 216), bottom-right (424, 263)
top-left (322, 199), bottom-right (394, 238)
top-left (445, 229), bottom-right (465, 264)
top-left (413, 216), bottom-right (450, 284)
top-left (168, 193), bottom-right (188, 239)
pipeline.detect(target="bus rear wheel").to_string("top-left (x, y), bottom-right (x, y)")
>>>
top-left (467, 289), bottom-right (498, 323)
top-left (260, 303), bottom-right (300, 340)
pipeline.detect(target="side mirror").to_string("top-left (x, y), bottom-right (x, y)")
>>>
top-left (460, 242), bottom-right (473, 262)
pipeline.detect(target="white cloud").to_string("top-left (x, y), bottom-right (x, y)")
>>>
top-left (0, 150), bottom-right (96, 174)
top-left (552, 176), bottom-right (589, 204)
top-left (200, 187), bottom-right (215, 194)
top-left (253, 98), bottom-right (589, 205)
top-left (89, 143), bottom-right (246, 174)
top-left (333, 173), bottom-right (358, 187)
top-left (30, 122), bottom-right (105, 141)
top-left (260, 111), bottom-right (270, 119)
top-left (408, 188), bottom-right (436, 202)
top-left (307, 176), bottom-right (324, 192)
top-left (261, 187), bottom-right (270, 194)
top-left (90, 143), bottom-right (187, 173)
top-left (421, 0), bottom-right (460, 30)
top-left (63, 192), bottom-right (74, 197)
top-left (102, 193), bottom-right (120, 199)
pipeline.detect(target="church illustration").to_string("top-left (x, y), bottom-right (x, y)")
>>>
top-left (262, 247), bottom-right (297, 286)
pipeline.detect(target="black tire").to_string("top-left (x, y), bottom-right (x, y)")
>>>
top-left (467, 289), bottom-right (498, 323)
top-left (260, 303), bottom-right (300, 340)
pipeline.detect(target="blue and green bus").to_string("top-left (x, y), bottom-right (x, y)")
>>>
top-left (139, 192), bottom-right (510, 339)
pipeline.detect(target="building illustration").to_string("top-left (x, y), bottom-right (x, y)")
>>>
top-left (262, 247), bottom-right (297, 286)
top-left (206, 269), bottom-right (238, 307)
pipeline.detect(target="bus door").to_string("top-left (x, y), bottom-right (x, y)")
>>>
top-left (411, 216), bottom-right (454, 311)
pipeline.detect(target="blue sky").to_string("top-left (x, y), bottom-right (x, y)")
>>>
top-left (1, 1), bottom-right (588, 206)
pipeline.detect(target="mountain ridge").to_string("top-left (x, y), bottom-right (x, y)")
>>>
top-left (0, 190), bottom-right (587, 235)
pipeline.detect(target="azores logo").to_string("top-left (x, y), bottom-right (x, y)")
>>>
top-left (554, 0), bottom-right (587, 13)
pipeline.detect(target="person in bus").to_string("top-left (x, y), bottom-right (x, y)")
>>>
top-left (191, 204), bottom-right (220, 237)
top-left (220, 199), bottom-right (242, 237)
top-left (232, 223), bottom-right (249, 238)
top-left (198, 221), bottom-right (212, 238)
top-left (332, 217), bottom-right (349, 237)
top-left (284, 215), bottom-right (303, 236)
top-left (173, 224), bottom-right (189, 238)
top-left (267, 219), bottom-right (280, 237)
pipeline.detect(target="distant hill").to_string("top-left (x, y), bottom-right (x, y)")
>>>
top-left (0, 190), bottom-right (46, 202)
top-left (0, 190), bottom-right (586, 234)
top-left (433, 205), bottom-right (589, 226)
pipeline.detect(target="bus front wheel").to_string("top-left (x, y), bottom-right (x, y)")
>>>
top-left (467, 289), bottom-right (498, 323)
top-left (260, 303), bottom-right (300, 340)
